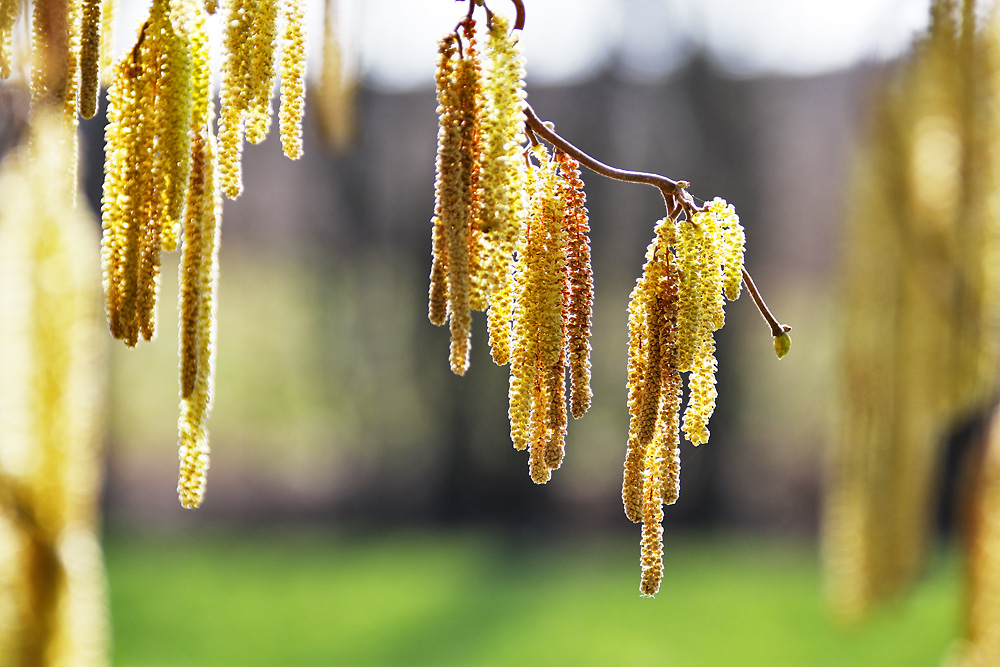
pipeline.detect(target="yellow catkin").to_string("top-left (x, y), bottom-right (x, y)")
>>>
top-left (218, 0), bottom-right (251, 198)
top-left (156, 3), bottom-right (194, 253)
top-left (98, 0), bottom-right (115, 82)
top-left (446, 21), bottom-right (482, 375)
top-left (428, 36), bottom-right (458, 328)
top-left (77, 0), bottom-right (101, 118)
top-left (623, 217), bottom-right (677, 522)
top-left (478, 14), bottom-right (529, 366)
top-left (0, 113), bottom-right (108, 667)
top-left (428, 215), bottom-right (449, 326)
top-left (0, 0), bottom-right (19, 79)
top-left (245, 0), bottom-right (279, 144)
top-left (177, 124), bottom-right (220, 509)
top-left (508, 148), bottom-right (568, 480)
top-left (279, 0), bottom-right (306, 159)
top-left (639, 454), bottom-right (664, 597)
top-left (134, 0), bottom-right (180, 342)
top-left (556, 152), bottom-right (594, 419)
top-left (99, 57), bottom-right (130, 339)
top-left (508, 150), bottom-right (559, 452)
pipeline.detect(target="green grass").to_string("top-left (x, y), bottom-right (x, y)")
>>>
top-left (105, 530), bottom-right (961, 666)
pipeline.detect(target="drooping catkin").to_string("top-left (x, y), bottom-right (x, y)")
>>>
top-left (218, 0), bottom-right (252, 198)
top-left (77, 0), bottom-right (102, 118)
top-left (556, 152), bottom-right (594, 419)
top-left (155, 3), bottom-right (194, 253)
top-left (0, 0), bottom-right (19, 79)
top-left (437, 19), bottom-right (483, 376)
top-left (507, 147), bottom-right (569, 482)
top-left (177, 125), bottom-right (220, 510)
top-left (622, 217), bottom-right (677, 523)
top-left (279, 0), bottom-right (306, 159)
top-left (177, 2), bottom-right (211, 400)
top-left (245, 0), bottom-right (279, 144)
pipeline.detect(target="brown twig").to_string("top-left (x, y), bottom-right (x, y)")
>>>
top-left (741, 267), bottom-right (789, 338)
top-left (524, 103), bottom-right (693, 209)
top-left (523, 103), bottom-right (787, 342)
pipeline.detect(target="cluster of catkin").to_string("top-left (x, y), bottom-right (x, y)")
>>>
top-left (428, 15), bottom-right (594, 483)
top-left (826, 0), bottom-right (1000, 632)
top-left (100, 0), bottom-right (306, 508)
top-left (624, 199), bottom-right (745, 596)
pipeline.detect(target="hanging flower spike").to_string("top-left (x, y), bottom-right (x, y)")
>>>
top-left (279, 0), bottom-right (306, 159)
top-left (478, 13), bottom-right (529, 365)
top-left (0, 0), bottom-right (17, 79)
top-left (428, 35), bottom-right (459, 328)
top-left (622, 217), bottom-right (678, 522)
top-left (555, 151), bottom-right (594, 419)
top-left (440, 18), bottom-right (483, 376)
top-left (245, 0), bottom-right (279, 144)
top-left (218, 0), bottom-right (252, 198)
top-left (78, 0), bottom-right (102, 118)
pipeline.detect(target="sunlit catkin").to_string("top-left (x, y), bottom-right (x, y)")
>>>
top-left (177, 124), bottom-right (220, 509)
top-left (0, 0), bottom-right (18, 79)
top-left (508, 147), bottom-right (568, 482)
top-left (428, 19), bottom-right (483, 376)
top-left (556, 151), bottom-right (593, 419)
top-left (279, 0), bottom-right (306, 159)
top-left (77, 0), bottom-right (102, 118)
top-left (245, 0), bottom-right (279, 144)
top-left (218, 0), bottom-right (252, 198)
top-left (0, 114), bottom-right (108, 667)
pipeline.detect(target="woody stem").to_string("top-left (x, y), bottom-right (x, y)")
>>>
top-left (741, 268), bottom-right (788, 337)
top-left (525, 103), bottom-right (787, 337)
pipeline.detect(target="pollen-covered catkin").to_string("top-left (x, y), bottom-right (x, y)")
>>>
top-left (218, 0), bottom-right (252, 198)
top-left (177, 125), bottom-right (221, 509)
top-left (622, 217), bottom-right (677, 522)
top-left (246, 0), bottom-right (279, 144)
top-left (556, 152), bottom-right (594, 420)
top-left (78, 0), bottom-right (102, 118)
top-left (0, 0), bottom-right (17, 79)
top-left (279, 0), bottom-right (306, 159)
top-left (508, 147), bottom-right (569, 481)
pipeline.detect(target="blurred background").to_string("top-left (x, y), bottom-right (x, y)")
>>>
top-left (5, 0), bottom-right (974, 664)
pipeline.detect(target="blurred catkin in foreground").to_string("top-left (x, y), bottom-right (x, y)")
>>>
top-left (0, 115), bottom-right (107, 666)
top-left (826, 0), bottom-right (1000, 645)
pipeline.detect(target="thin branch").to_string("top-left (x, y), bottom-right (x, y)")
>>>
top-left (742, 267), bottom-right (789, 338)
top-left (524, 103), bottom-right (692, 208)
top-left (523, 102), bottom-right (788, 344)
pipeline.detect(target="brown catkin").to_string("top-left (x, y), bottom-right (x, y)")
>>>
top-left (77, 0), bottom-right (102, 118)
top-left (556, 152), bottom-right (594, 420)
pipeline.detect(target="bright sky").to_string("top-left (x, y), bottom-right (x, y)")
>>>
top-left (117, 0), bottom-right (933, 91)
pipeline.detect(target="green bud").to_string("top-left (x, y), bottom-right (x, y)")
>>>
top-left (773, 331), bottom-right (791, 359)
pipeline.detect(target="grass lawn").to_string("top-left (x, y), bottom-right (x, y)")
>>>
top-left (105, 529), bottom-right (961, 666)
